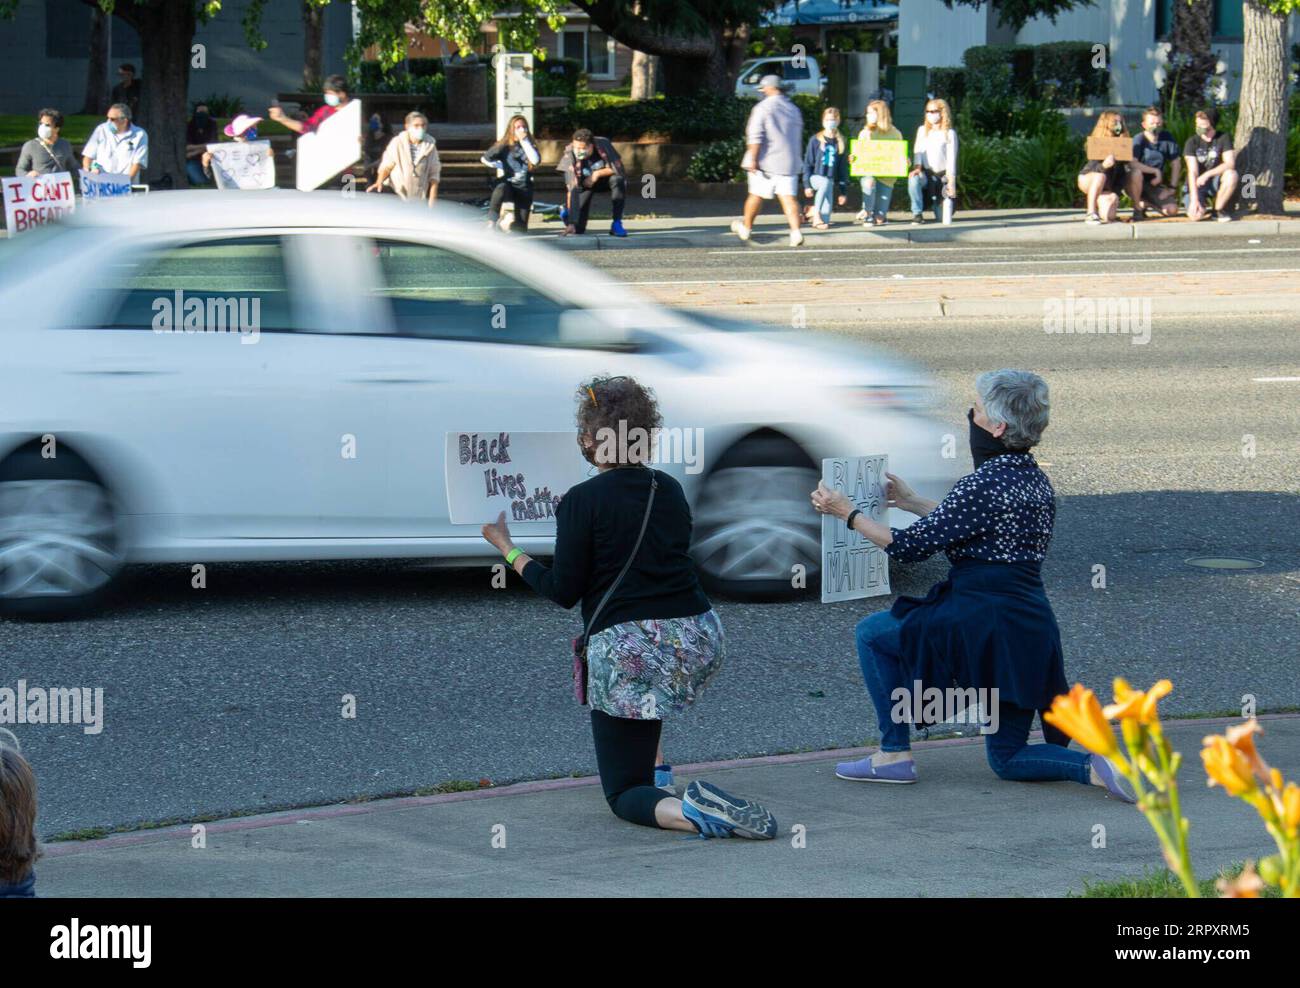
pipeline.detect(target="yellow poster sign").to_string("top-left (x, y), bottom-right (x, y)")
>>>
top-left (848, 139), bottom-right (909, 178)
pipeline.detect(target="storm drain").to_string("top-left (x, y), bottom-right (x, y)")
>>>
top-left (1184, 556), bottom-right (1265, 570)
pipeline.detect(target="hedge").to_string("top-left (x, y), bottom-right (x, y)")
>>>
top-left (540, 91), bottom-right (825, 143)
top-left (963, 41), bottom-right (1108, 108)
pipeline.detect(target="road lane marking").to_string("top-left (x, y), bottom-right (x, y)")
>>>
top-left (702, 246), bottom-right (1300, 258)
top-left (615, 267), bottom-right (1300, 287)
top-left (1252, 377), bottom-right (1300, 382)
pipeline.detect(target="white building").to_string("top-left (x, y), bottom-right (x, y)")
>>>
top-left (899, 0), bottom-right (1295, 106)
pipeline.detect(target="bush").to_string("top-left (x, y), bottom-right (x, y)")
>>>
top-left (196, 93), bottom-right (243, 118)
top-left (963, 41), bottom-right (1107, 109)
top-left (964, 44), bottom-right (1034, 107)
top-left (928, 67), bottom-right (966, 113)
top-left (686, 137), bottom-right (747, 183)
top-left (957, 93), bottom-right (1069, 141)
top-left (957, 131), bottom-right (1085, 209)
top-left (539, 91), bottom-right (758, 142)
top-left (535, 57), bottom-right (583, 101)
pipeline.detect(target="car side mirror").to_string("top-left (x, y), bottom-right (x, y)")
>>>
top-left (558, 308), bottom-right (635, 348)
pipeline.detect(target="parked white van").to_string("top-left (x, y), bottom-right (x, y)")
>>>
top-left (735, 56), bottom-right (826, 98)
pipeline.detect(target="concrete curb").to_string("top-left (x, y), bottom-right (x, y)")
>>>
top-left (41, 712), bottom-right (1300, 858)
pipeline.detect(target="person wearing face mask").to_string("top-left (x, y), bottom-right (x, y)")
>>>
top-left (811, 370), bottom-right (1134, 802)
top-left (16, 108), bottom-right (77, 180)
top-left (81, 102), bottom-right (148, 181)
top-left (200, 115), bottom-right (277, 187)
top-left (184, 104), bottom-right (219, 187)
top-left (368, 111), bottom-right (441, 206)
top-left (1077, 111), bottom-right (1131, 226)
top-left (801, 107), bottom-right (849, 229)
top-left (1183, 107), bottom-right (1239, 223)
top-left (1128, 106), bottom-right (1181, 220)
top-left (853, 99), bottom-right (904, 226)
top-left (480, 114), bottom-right (540, 232)
top-left (268, 74), bottom-right (351, 136)
top-left (907, 98), bottom-right (957, 224)
top-left (557, 127), bottom-right (627, 236)
top-left (110, 63), bottom-right (142, 122)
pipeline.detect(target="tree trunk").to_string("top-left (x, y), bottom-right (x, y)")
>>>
top-left (303, 1), bottom-right (324, 89)
top-left (630, 49), bottom-right (657, 100)
top-left (575, 1), bottom-right (733, 96)
top-left (1234, 1), bottom-right (1290, 214)
top-left (1164, 0), bottom-right (1216, 108)
top-left (660, 32), bottom-right (729, 97)
top-left (80, 4), bottom-right (111, 115)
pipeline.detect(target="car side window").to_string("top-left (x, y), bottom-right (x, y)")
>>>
top-left (783, 61), bottom-right (810, 81)
top-left (370, 239), bottom-right (571, 346)
top-left (742, 61), bottom-right (774, 85)
top-left (101, 236), bottom-right (295, 332)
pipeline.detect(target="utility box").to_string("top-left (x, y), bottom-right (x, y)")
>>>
top-left (826, 52), bottom-right (880, 131)
top-left (887, 65), bottom-right (929, 144)
top-left (495, 52), bottom-right (535, 134)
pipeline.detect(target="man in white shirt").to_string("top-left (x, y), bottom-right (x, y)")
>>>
top-left (81, 103), bottom-right (149, 180)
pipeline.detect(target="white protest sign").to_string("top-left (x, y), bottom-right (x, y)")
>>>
top-left (821, 454), bottom-right (890, 603)
top-left (79, 169), bottom-right (133, 200)
top-left (207, 140), bottom-right (275, 190)
top-left (2, 172), bottom-right (75, 237)
top-left (445, 431), bottom-right (590, 527)
top-left (295, 98), bottom-right (361, 191)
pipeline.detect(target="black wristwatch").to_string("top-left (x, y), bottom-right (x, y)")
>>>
top-left (846, 509), bottom-right (861, 530)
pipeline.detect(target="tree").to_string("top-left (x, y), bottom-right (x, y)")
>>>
top-left (942, 0), bottom-right (1094, 30)
top-left (1162, 0), bottom-right (1216, 109)
top-left (80, 2), bottom-right (111, 116)
top-left (302, 0), bottom-right (324, 89)
top-left (1235, 1), bottom-right (1292, 214)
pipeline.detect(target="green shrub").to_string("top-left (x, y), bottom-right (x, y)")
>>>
top-left (957, 93), bottom-right (1069, 141)
top-left (957, 131), bottom-right (1085, 209)
top-left (963, 41), bottom-right (1107, 109)
top-left (964, 44), bottom-right (1034, 106)
top-left (195, 93), bottom-right (243, 118)
top-left (687, 138), bottom-right (747, 183)
top-left (928, 67), bottom-right (966, 113)
top-left (535, 57), bottom-right (583, 101)
top-left (539, 91), bottom-right (758, 142)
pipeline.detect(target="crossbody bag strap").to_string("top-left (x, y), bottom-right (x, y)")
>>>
top-left (580, 470), bottom-right (659, 647)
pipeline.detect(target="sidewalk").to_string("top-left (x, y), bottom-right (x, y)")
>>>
top-left (542, 202), bottom-right (1300, 251)
top-left (34, 715), bottom-right (1298, 897)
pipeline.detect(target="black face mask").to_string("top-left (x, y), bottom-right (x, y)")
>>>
top-left (968, 407), bottom-right (1008, 469)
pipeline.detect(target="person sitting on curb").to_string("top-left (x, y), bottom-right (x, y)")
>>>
top-left (0, 729), bottom-right (39, 898)
top-left (853, 99), bottom-right (904, 227)
top-left (557, 128), bottom-right (627, 237)
top-left (907, 98), bottom-right (957, 225)
top-left (480, 376), bottom-right (777, 840)
top-left (1077, 111), bottom-right (1129, 226)
top-left (1184, 107), bottom-right (1239, 223)
top-left (810, 370), bottom-right (1135, 803)
top-left (732, 74), bottom-right (806, 247)
top-left (802, 106), bottom-right (848, 229)
top-left (1128, 105), bottom-right (1181, 220)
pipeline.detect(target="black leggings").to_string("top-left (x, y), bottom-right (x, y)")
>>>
top-left (489, 182), bottom-right (533, 230)
top-left (590, 709), bottom-right (672, 827)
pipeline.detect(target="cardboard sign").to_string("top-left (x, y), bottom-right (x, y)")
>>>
top-left (444, 431), bottom-right (591, 527)
top-left (821, 454), bottom-right (891, 603)
top-left (207, 140), bottom-right (275, 190)
top-left (2, 172), bottom-right (75, 236)
top-left (295, 98), bottom-right (361, 191)
top-left (1085, 134), bottom-right (1133, 162)
top-left (849, 138), bottom-right (909, 178)
top-left (79, 170), bottom-right (133, 199)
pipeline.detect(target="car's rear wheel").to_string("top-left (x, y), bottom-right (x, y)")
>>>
top-left (0, 447), bottom-right (122, 620)
top-left (691, 434), bottom-right (821, 599)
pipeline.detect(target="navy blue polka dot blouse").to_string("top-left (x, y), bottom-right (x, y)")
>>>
top-left (885, 453), bottom-right (1054, 564)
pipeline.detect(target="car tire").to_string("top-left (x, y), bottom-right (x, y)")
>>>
top-left (691, 434), bottom-right (821, 600)
top-left (0, 446), bottom-right (123, 620)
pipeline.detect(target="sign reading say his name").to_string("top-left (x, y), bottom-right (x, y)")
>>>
top-left (848, 139), bottom-right (909, 178)
top-left (79, 169), bottom-right (133, 199)
top-left (2, 172), bottom-right (75, 236)
top-left (821, 454), bottom-right (890, 603)
top-left (444, 431), bottom-right (591, 527)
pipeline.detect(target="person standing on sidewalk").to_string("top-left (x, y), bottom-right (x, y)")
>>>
top-left (907, 98), bottom-right (957, 224)
top-left (16, 109), bottom-right (77, 180)
top-left (802, 106), bottom-right (848, 229)
top-left (853, 99), bottom-right (904, 227)
top-left (480, 376), bottom-right (777, 840)
top-left (732, 74), bottom-right (806, 247)
top-left (810, 370), bottom-right (1135, 802)
top-left (368, 111), bottom-right (441, 206)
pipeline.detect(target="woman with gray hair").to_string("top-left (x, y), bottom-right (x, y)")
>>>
top-left (811, 369), bottom-right (1134, 800)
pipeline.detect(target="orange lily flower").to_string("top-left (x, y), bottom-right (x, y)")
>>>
top-left (1201, 735), bottom-right (1257, 796)
top-left (1046, 684), bottom-right (1119, 757)
top-left (1104, 678), bottom-right (1172, 724)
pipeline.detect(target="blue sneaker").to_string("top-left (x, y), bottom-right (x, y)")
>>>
top-left (654, 764), bottom-right (674, 790)
top-left (559, 206), bottom-right (569, 225)
top-left (609, 219), bottom-right (627, 237)
top-left (682, 780), bottom-right (776, 840)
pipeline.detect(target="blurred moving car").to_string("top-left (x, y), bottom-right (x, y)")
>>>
top-left (734, 55), bottom-right (826, 99)
top-left (0, 192), bottom-right (959, 617)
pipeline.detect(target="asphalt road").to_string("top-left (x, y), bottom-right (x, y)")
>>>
top-left (6, 237), bottom-right (1300, 839)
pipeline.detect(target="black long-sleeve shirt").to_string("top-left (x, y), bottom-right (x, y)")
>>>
top-left (521, 466), bottom-right (711, 636)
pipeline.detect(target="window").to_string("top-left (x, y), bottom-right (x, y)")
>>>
top-left (783, 61), bottom-right (811, 81)
top-left (100, 237), bottom-right (294, 331)
top-left (558, 26), bottom-right (615, 79)
top-left (1155, 0), bottom-right (1244, 42)
top-left (370, 240), bottom-right (571, 346)
top-left (741, 61), bottom-right (777, 86)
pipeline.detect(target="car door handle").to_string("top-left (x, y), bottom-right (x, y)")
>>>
top-left (347, 374), bottom-right (444, 385)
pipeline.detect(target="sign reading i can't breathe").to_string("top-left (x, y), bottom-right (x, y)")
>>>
top-left (821, 454), bottom-right (891, 603)
top-left (444, 431), bottom-right (591, 527)
top-left (2, 172), bottom-right (75, 236)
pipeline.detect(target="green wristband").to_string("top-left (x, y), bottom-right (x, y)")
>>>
top-left (505, 547), bottom-right (523, 565)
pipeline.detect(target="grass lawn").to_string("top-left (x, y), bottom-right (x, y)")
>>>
top-left (1071, 864), bottom-right (1282, 898)
top-left (0, 114), bottom-right (291, 150)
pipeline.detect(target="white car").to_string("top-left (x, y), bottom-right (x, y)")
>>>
top-left (0, 192), bottom-right (960, 617)
top-left (735, 56), bottom-right (826, 99)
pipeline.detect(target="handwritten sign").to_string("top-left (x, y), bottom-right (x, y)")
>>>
top-left (1085, 134), bottom-right (1133, 162)
top-left (79, 170), bottom-right (133, 200)
top-left (3, 172), bottom-right (76, 236)
top-left (296, 98), bottom-right (361, 191)
top-left (849, 139), bottom-right (909, 178)
top-left (207, 140), bottom-right (275, 190)
top-left (444, 431), bottom-right (591, 527)
top-left (821, 454), bottom-right (890, 603)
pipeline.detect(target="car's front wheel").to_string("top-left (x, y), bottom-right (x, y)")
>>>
top-left (0, 447), bottom-right (122, 620)
top-left (691, 435), bottom-right (821, 599)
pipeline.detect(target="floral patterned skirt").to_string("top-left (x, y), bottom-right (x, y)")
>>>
top-left (585, 609), bottom-right (725, 720)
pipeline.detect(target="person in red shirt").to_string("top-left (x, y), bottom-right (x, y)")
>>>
top-left (268, 74), bottom-right (351, 135)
